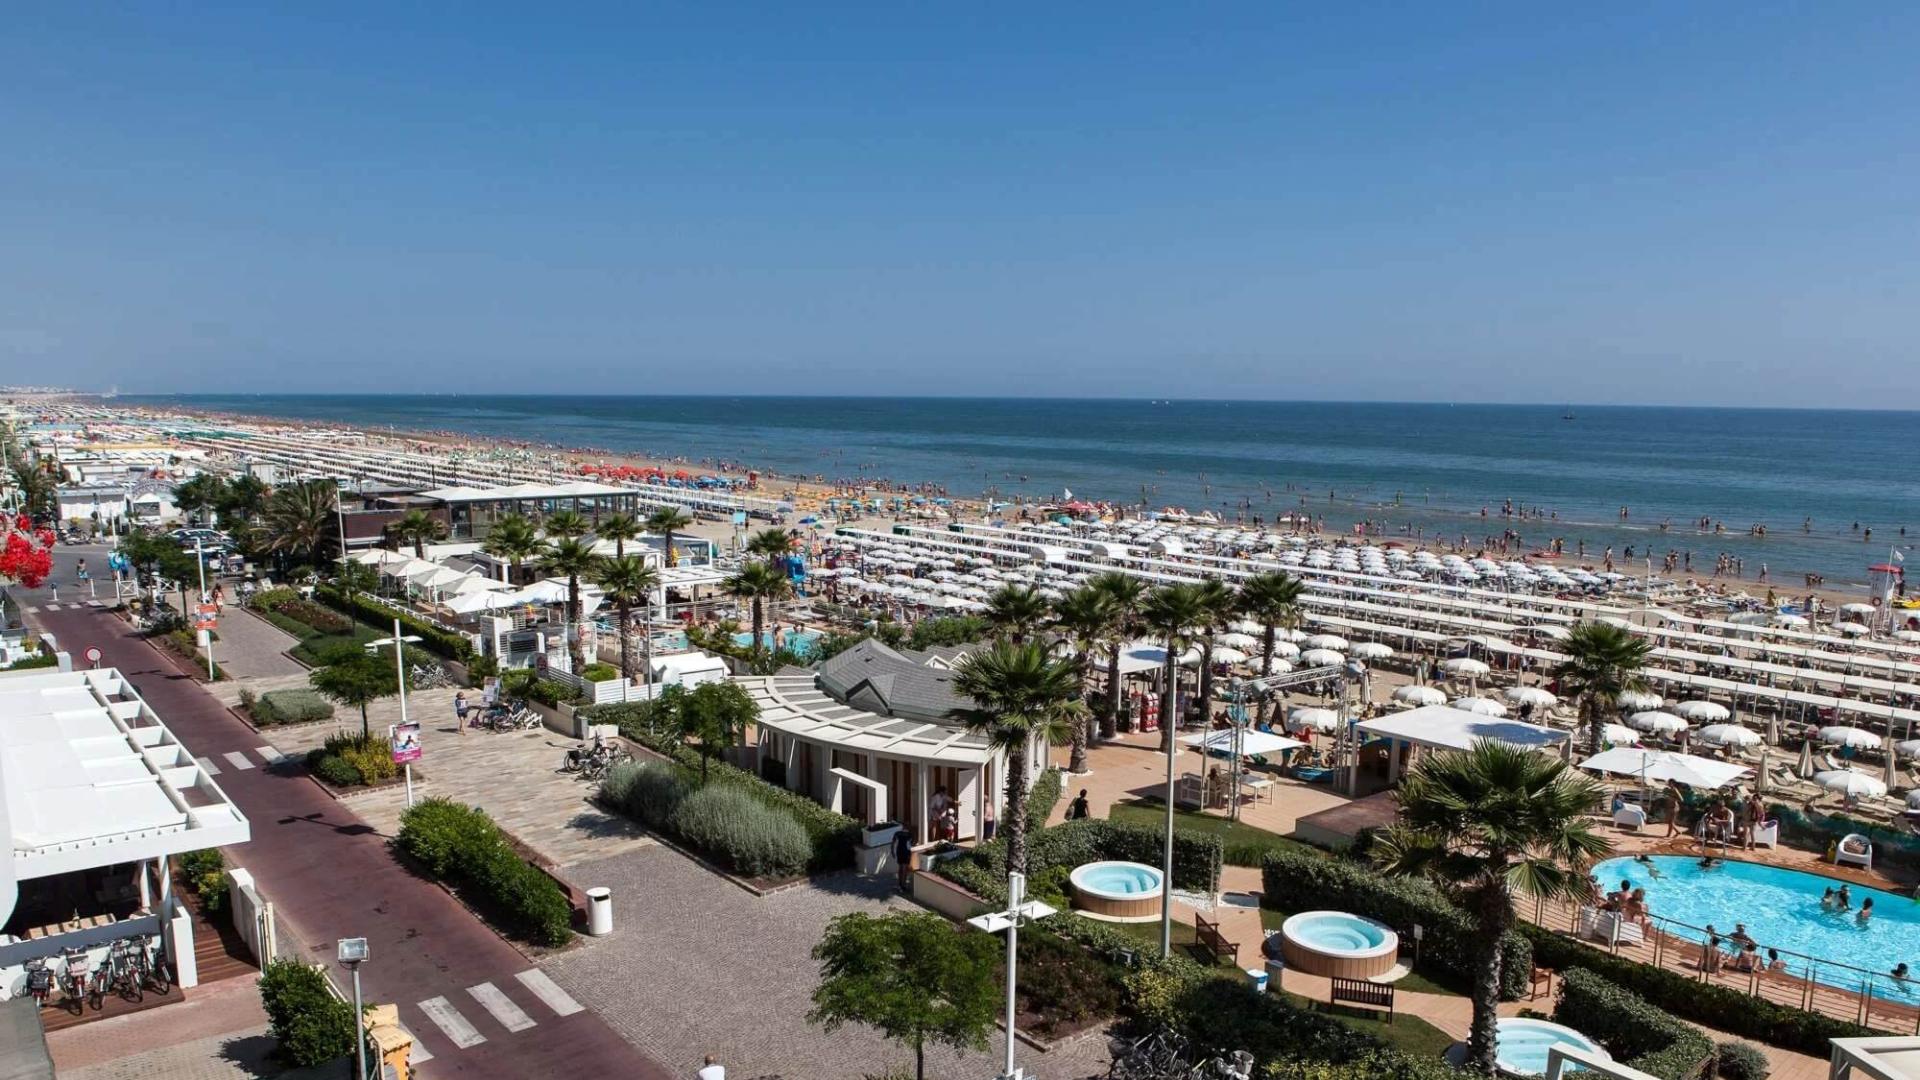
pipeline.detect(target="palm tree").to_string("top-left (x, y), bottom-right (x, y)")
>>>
top-left (725, 560), bottom-right (793, 671)
top-left (983, 583), bottom-right (1049, 644)
top-left (1374, 742), bottom-right (1612, 1075)
top-left (950, 641), bottom-right (1082, 877)
top-left (1049, 586), bottom-right (1115, 775)
top-left (646, 506), bottom-right (694, 567)
top-left (1189, 578), bottom-right (1239, 729)
top-left (543, 508), bottom-right (589, 539)
top-left (1554, 621), bottom-right (1653, 754)
top-left (539, 537), bottom-right (602, 674)
top-left (1237, 570), bottom-right (1305, 728)
top-left (481, 514), bottom-right (542, 585)
top-left (593, 555), bottom-right (660, 686)
top-left (262, 480), bottom-right (339, 566)
top-left (217, 473), bottom-right (269, 529)
top-left (389, 509), bottom-right (447, 558)
top-left (596, 512), bottom-right (641, 558)
top-left (1087, 571), bottom-right (1147, 740)
top-left (746, 527), bottom-right (795, 564)
top-left (1138, 582), bottom-right (1209, 956)
top-left (172, 475), bottom-right (226, 525)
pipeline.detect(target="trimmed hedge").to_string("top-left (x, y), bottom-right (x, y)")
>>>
top-left (314, 585), bottom-right (475, 661)
top-left (1260, 850), bottom-right (1530, 999)
top-left (944, 818), bottom-right (1223, 897)
top-left (670, 785), bottom-right (813, 878)
top-left (1026, 766), bottom-right (1065, 827)
top-left (1177, 976), bottom-right (1470, 1079)
top-left (1555, 968), bottom-right (1715, 1080)
top-left (258, 959), bottom-right (356, 1067)
top-left (582, 701), bottom-right (861, 871)
top-left (251, 688), bottom-right (335, 725)
top-left (1519, 922), bottom-right (1873, 1055)
top-left (397, 799), bottom-right (571, 946)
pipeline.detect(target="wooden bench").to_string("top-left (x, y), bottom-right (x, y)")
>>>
top-left (1194, 913), bottom-right (1238, 966)
top-left (1329, 976), bottom-right (1395, 1023)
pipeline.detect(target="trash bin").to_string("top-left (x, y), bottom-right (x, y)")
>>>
top-left (586, 887), bottom-right (613, 937)
top-left (1244, 967), bottom-right (1268, 994)
top-left (1263, 957), bottom-right (1285, 993)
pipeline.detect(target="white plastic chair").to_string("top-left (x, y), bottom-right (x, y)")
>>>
top-left (1612, 804), bottom-right (1648, 832)
top-left (1836, 833), bottom-right (1873, 870)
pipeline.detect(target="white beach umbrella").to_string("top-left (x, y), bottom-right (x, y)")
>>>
top-left (1218, 632), bottom-right (1259, 650)
top-left (1451, 696), bottom-right (1509, 717)
top-left (1440, 657), bottom-right (1489, 679)
top-left (1841, 602), bottom-right (1879, 616)
top-left (1392, 685), bottom-right (1447, 707)
top-left (1289, 707), bottom-right (1341, 733)
top-left (1892, 629), bottom-right (1920, 643)
top-left (1697, 724), bottom-right (1761, 749)
top-left (1617, 690), bottom-right (1664, 711)
top-left (1350, 642), bottom-right (1394, 660)
top-left (1670, 700), bottom-right (1730, 723)
top-left (1628, 711), bottom-right (1688, 735)
top-left (1813, 769), bottom-right (1887, 799)
top-left (1303, 634), bottom-right (1349, 651)
top-left (1230, 620), bottom-right (1264, 636)
top-left (1834, 621), bottom-right (1873, 636)
top-left (1602, 723), bottom-right (1642, 747)
top-left (1817, 726), bottom-right (1883, 750)
top-left (1210, 646), bottom-right (1250, 664)
top-left (1770, 613), bottom-right (1809, 628)
top-left (1504, 686), bottom-right (1558, 709)
top-left (1269, 641), bottom-right (1302, 660)
top-left (1896, 739), bottom-right (1920, 760)
top-left (1300, 648), bottom-right (1345, 667)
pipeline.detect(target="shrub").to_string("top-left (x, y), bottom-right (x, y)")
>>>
top-left (1555, 968), bottom-right (1714, 1080)
top-left (314, 585), bottom-right (475, 661)
top-left (602, 760), bottom-right (690, 830)
top-left (315, 730), bottom-right (399, 784)
top-left (258, 959), bottom-right (356, 1067)
top-left (311, 754), bottom-right (362, 787)
top-left (1026, 766), bottom-right (1064, 827)
top-left (1519, 923), bottom-right (1874, 1054)
top-left (1260, 850), bottom-right (1529, 999)
top-left (582, 702), bottom-right (860, 871)
top-left (1013, 929), bottom-right (1127, 1038)
top-left (252, 586), bottom-right (299, 610)
top-left (397, 799), bottom-right (571, 946)
top-left (1717, 1041), bottom-right (1770, 1080)
top-left (1174, 976), bottom-right (1467, 1078)
top-left (579, 663), bottom-right (619, 682)
top-left (252, 688), bottom-right (335, 725)
top-left (670, 784), bottom-right (812, 878)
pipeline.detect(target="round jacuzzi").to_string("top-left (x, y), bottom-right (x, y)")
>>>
top-left (1493, 1017), bottom-right (1608, 1077)
top-left (1068, 860), bottom-right (1164, 922)
top-left (1278, 910), bottom-right (1400, 980)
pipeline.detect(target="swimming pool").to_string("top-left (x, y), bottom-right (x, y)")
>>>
top-left (733, 629), bottom-right (820, 657)
top-left (1595, 855), bottom-right (1920, 993)
top-left (1493, 1017), bottom-right (1607, 1076)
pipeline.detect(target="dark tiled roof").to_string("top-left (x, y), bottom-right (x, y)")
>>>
top-left (815, 639), bottom-right (975, 724)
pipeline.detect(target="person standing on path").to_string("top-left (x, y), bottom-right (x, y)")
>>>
top-left (455, 691), bottom-right (470, 735)
top-left (697, 1054), bottom-right (725, 1080)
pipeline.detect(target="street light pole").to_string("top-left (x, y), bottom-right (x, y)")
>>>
top-left (338, 937), bottom-right (369, 1080)
top-left (367, 619), bottom-right (424, 807)
top-left (968, 871), bottom-right (1055, 1080)
top-left (194, 537), bottom-right (215, 680)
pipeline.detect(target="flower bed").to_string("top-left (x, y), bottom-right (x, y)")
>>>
top-left (305, 731), bottom-right (400, 788)
top-left (601, 761), bottom-right (812, 879)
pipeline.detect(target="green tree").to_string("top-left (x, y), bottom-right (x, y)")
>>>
top-left (595, 512), bottom-right (641, 557)
top-left (542, 508), bottom-right (589, 539)
top-left (809, 911), bottom-right (1000, 1080)
top-left (215, 473), bottom-right (269, 529)
top-left (983, 582), bottom-right (1049, 644)
top-left (1140, 583), bottom-right (1207, 754)
top-left (310, 654), bottom-right (397, 740)
top-left (725, 560), bottom-right (793, 672)
top-left (745, 526), bottom-right (795, 563)
top-left (950, 641), bottom-right (1081, 876)
top-left (1237, 570), bottom-right (1304, 728)
top-left (118, 531), bottom-right (202, 615)
top-left (1374, 741), bottom-right (1613, 1075)
top-left (388, 508), bottom-right (448, 558)
top-left (1048, 585), bottom-right (1114, 775)
top-left (539, 537), bottom-right (603, 674)
top-left (1189, 578), bottom-right (1239, 729)
top-left (480, 514), bottom-right (542, 585)
top-left (671, 680), bottom-right (758, 781)
top-left (592, 554), bottom-right (659, 685)
top-left (262, 480), bottom-right (340, 566)
top-left (172, 475), bottom-right (227, 525)
top-left (1553, 621), bottom-right (1653, 754)
top-left (1087, 571), bottom-right (1147, 740)
top-left (645, 506), bottom-right (694, 567)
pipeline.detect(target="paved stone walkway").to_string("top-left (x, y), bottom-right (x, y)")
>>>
top-left (541, 845), bottom-right (1114, 1080)
top-left (51, 972), bottom-right (276, 1079)
top-left (156, 597), bottom-right (309, 682)
top-left (255, 687), bottom-right (653, 867)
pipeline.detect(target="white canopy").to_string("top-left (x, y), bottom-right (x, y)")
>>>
top-left (1580, 748), bottom-right (1751, 790)
top-left (1355, 704), bottom-right (1570, 754)
top-left (444, 590), bottom-right (521, 614)
top-left (1182, 729), bottom-right (1309, 759)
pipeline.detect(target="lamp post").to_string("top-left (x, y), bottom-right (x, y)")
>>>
top-left (366, 618), bottom-right (424, 807)
top-left (194, 537), bottom-right (215, 680)
top-left (337, 937), bottom-right (369, 1080)
top-left (967, 871), bottom-right (1056, 1080)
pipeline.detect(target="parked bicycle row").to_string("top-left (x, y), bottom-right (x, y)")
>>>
top-left (22, 934), bottom-right (171, 1014)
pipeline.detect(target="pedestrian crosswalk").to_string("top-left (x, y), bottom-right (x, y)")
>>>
top-left (195, 745), bottom-right (288, 775)
top-left (411, 972), bottom-right (583, 1055)
top-left (221, 751), bottom-right (256, 771)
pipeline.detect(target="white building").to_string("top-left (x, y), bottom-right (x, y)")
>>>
top-left (738, 640), bottom-right (1044, 843)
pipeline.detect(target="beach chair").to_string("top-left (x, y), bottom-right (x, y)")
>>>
top-left (1611, 804), bottom-right (1648, 832)
top-left (1836, 833), bottom-right (1874, 870)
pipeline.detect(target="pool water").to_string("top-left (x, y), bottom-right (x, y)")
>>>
top-left (1080, 863), bottom-right (1160, 895)
top-left (1289, 912), bottom-right (1390, 952)
top-left (1596, 855), bottom-right (1920, 994)
top-left (733, 629), bottom-right (820, 657)
top-left (1495, 1017), bottom-right (1606, 1075)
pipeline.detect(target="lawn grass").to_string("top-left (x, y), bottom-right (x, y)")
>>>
top-left (1108, 798), bottom-right (1328, 866)
top-left (286, 623), bottom-right (384, 666)
top-left (1279, 989), bottom-right (1458, 1058)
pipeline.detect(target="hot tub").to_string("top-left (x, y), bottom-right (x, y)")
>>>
top-left (1278, 910), bottom-right (1400, 980)
top-left (1493, 1017), bottom-right (1608, 1077)
top-left (1068, 860), bottom-right (1164, 922)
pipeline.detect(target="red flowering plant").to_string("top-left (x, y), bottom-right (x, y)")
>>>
top-left (0, 514), bottom-right (54, 589)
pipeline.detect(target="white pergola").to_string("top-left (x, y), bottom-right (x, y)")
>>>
top-left (1355, 704), bottom-right (1571, 784)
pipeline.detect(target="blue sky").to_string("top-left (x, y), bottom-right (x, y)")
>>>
top-left (4, 5), bottom-right (1917, 405)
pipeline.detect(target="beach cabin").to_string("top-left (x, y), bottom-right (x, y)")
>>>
top-left (736, 640), bottom-right (1044, 843)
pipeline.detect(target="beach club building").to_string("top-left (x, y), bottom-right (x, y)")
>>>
top-left (738, 640), bottom-right (1042, 844)
top-left (1, 668), bottom-right (248, 1032)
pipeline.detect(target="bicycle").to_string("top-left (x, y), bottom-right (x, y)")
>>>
top-left (107, 938), bottom-right (144, 1003)
top-left (60, 947), bottom-right (101, 1014)
top-left (129, 934), bottom-right (172, 995)
top-left (23, 957), bottom-right (53, 1008)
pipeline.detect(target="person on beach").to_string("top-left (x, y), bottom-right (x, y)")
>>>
top-left (455, 691), bottom-right (470, 735)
